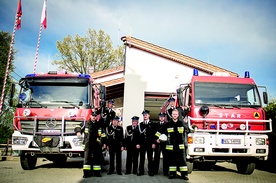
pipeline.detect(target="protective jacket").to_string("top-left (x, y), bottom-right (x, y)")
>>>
top-left (74, 120), bottom-right (106, 177)
top-left (156, 120), bottom-right (189, 151)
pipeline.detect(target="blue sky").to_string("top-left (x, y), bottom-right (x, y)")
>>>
top-left (1, 0), bottom-right (276, 99)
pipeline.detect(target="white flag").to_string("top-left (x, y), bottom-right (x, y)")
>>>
top-left (40, 0), bottom-right (47, 29)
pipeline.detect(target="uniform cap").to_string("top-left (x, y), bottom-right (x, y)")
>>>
top-left (108, 99), bottom-right (114, 104)
top-left (131, 116), bottom-right (139, 121)
top-left (113, 116), bottom-right (120, 121)
top-left (142, 110), bottom-right (150, 115)
top-left (168, 97), bottom-right (175, 102)
top-left (92, 112), bottom-right (97, 116)
top-left (158, 112), bottom-right (166, 117)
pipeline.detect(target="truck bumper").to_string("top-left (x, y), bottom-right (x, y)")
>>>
top-left (12, 131), bottom-right (84, 156)
top-left (187, 133), bottom-right (269, 160)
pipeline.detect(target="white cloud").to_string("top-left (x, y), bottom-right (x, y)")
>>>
top-left (3, 0), bottom-right (276, 98)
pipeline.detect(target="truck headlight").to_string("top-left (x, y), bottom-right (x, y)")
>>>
top-left (13, 136), bottom-right (28, 145)
top-left (73, 138), bottom-right (83, 146)
top-left (194, 137), bottom-right (205, 144)
top-left (256, 138), bottom-right (265, 145)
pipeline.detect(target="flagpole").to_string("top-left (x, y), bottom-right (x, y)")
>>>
top-left (33, 24), bottom-right (43, 73)
top-left (33, 0), bottom-right (47, 73)
top-left (0, 3), bottom-right (21, 114)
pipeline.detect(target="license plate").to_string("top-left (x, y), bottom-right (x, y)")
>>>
top-left (41, 130), bottom-right (61, 135)
top-left (222, 139), bottom-right (241, 144)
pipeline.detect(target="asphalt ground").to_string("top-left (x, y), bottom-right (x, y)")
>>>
top-left (1, 151), bottom-right (276, 183)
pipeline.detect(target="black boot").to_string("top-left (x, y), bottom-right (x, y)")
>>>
top-left (94, 171), bottom-right (102, 177)
top-left (181, 172), bottom-right (189, 180)
top-left (83, 170), bottom-right (92, 178)
top-left (168, 172), bottom-right (175, 179)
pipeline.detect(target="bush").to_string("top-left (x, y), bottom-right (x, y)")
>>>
top-left (0, 124), bottom-right (13, 144)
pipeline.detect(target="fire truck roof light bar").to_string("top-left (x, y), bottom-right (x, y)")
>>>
top-left (26, 74), bottom-right (36, 77)
top-left (78, 74), bottom-right (90, 79)
top-left (193, 68), bottom-right (199, 76)
top-left (244, 71), bottom-right (250, 78)
top-left (25, 72), bottom-right (90, 78)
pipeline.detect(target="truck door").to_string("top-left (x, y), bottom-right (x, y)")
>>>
top-left (179, 84), bottom-right (191, 108)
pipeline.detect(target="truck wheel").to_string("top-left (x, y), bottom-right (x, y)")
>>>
top-left (236, 161), bottom-right (255, 174)
top-left (52, 155), bottom-right (67, 165)
top-left (187, 161), bottom-right (193, 174)
top-left (20, 153), bottom-right (37, 170)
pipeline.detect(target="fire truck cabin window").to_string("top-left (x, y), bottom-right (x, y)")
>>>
top-left (194, 82), bottom-right (261, 107)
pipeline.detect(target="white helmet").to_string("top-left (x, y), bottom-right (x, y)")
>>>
top-left (159, 134), bottom-right (168, 142)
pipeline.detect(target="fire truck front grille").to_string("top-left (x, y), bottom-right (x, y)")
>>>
top-left (20, 120), bottom-right (82, 134)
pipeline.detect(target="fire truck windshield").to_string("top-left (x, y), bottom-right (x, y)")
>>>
top-left (29, 83), bottom-right (88, 105)
top-left (194, 82), bottom-right (261, 107)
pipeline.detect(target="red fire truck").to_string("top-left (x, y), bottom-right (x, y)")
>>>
top-left (10, 71), bottom-right (106, 170)
top-left (162, 69), bottom-right (272, 174)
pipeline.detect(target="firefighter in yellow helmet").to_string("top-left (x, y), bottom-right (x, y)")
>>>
top-left (156, 109), bottom-right (189, 180)
top-left (75, 111), bottom-right (106, 178)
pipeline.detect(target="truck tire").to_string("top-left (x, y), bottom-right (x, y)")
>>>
top-left (187, 161), bottom-right (193, 174)
top-left (20, 153), bottom-right (37, 170)
top-left (236, 161), bottom-right (255, 174)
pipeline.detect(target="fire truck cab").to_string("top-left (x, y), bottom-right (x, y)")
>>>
top-left (175, 69), bottom-right (272, 174)
top-left (10, 71), bottom-right (106, 170)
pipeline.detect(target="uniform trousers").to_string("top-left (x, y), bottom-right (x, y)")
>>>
top-left (125, 146), bottom-right (139, 174)
top-left (139, 143), bottom-right (154, 174)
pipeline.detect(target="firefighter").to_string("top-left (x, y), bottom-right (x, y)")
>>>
top-left (105, 116), bottom-right (124, 175)
top-left (124, 116), bottom-right (140, 175)
top-left (138, 110), bottom-right (157, 176)
top-left (99, 99), bottom-right (116, 129)
top-left (156, 109), bottom-right (189, 180)
top-left (75, 111), bottom-right (106, 178)
top-left (153, 112), bottom-right (169, 176)
top-left (166, 97), bottom-right (187, 123)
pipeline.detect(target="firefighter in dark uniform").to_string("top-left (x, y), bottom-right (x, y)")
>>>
top-left (153, 112), bottom-right (169, 176)
top-left (138, 110), bottom-right (157, 176)
top-left (166, 97), bottom-right (190, 155)
top-left (99, 99), bottom-right (116, 129)
top-left (124, 116), bottom-right (140, 175)
top-left (156, 109), bottom-right (189, 180)
top-left (105, 116), bottom-right (124, 175)
top-left (166, 97), bottom-right (187, 122)
top-left (75, 111), bottom-right (106, 178)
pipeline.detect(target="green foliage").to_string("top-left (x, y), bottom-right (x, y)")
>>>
top-left (265, 98), bottom-right (276, 131)
top-left (265, 99), bottom-right (276, 120)
top-left (0, 31), bottom-right (15, 143)
top-left (53, 29), bottom-right (124, 74)
top-left (0, 124), bottom-right (13, 144)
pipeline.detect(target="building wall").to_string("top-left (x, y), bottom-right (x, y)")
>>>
top-left (123, 47), bottom-right (209, 127)
top-left (93, 72), bottom-right (124, 83)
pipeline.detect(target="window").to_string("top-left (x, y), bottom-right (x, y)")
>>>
top-left (194, 82), bottom-right (261, 107)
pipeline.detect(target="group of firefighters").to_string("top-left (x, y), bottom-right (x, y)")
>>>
top-left (74, 97), bottom-right (190, 180)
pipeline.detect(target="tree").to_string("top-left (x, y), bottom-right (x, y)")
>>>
top-left (265, 98), bottom-right (276, 131)
top-left (0, 31), bottom-right (15, 143)
top-left (53, 29), bottom-right (124, 74)
top-left (264, 98), bottom-right (276, 169)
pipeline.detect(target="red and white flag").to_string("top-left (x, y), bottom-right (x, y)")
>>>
top-left (16, 0), bottom-right (22, 30)
top-left (40, 0), bottom-right (47, 29)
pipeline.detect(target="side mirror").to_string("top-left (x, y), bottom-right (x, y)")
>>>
top-left (263, 92), bottom-right (268, 104)
top-left (100, 85), bottom-right (106, 101)
top-left (9, 83), bottom-right (15, 107)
